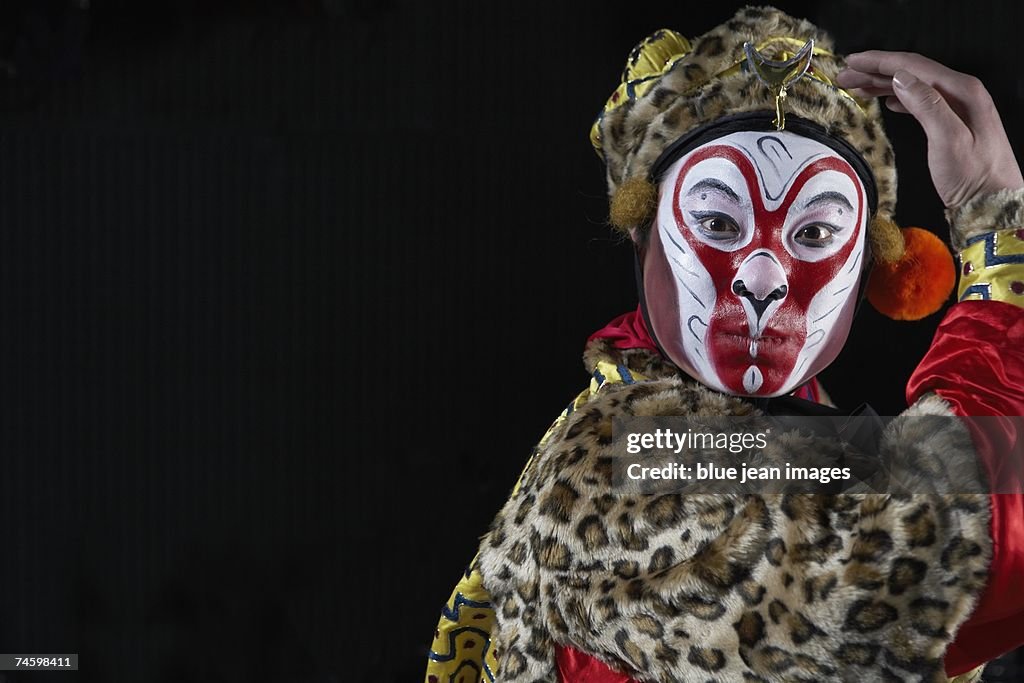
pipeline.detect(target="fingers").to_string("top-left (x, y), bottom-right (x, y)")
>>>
top-left (837, 62), bottom-right (949, 119)
top-left (849, 86), bottom-right (895, 99)
top-left (845, 50), bottom-right (959, 82)
top-left (884, 97), bottom-right (909, 114)
top-left (889, 69), bottom-right (970, 143)
top-left (841, 50), bottom-right (990, 125)
top-left (836, 49), bottom-right (1023, 208)
top-left (834, 69), bottom-right (891, 92)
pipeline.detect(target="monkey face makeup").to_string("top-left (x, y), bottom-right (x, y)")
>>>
top-left (642, 130), bottom-right (868, 397)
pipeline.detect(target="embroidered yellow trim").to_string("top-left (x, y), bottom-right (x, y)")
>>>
top-left (958, 227), bottom-right (1024, 306)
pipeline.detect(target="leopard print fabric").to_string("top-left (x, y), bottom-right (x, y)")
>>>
top-left (597, 5), bottom-right (898, 223)
top-left (475, 343), bottom-right (991, 682)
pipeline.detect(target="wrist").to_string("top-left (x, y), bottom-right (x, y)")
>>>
top-left (945, 187), bottom-right (1024, 250)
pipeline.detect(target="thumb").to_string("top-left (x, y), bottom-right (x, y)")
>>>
top-left (891, 69), bottom-right (968, 145)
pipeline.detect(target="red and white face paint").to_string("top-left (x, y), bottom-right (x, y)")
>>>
top-left (643, 131), bottom-right (867, 397)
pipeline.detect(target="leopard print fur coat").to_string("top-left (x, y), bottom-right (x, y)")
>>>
top-left (475, 341), bottom-right (991, 682)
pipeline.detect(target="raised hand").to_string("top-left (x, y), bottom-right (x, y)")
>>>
top-left (836, 51), bottom-right (1023, 210)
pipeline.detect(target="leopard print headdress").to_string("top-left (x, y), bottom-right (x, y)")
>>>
top-left (591, 5), bottom-right (905, 266)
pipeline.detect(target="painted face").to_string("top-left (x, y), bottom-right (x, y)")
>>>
top-left (643, 130), bottom-right (867, 397)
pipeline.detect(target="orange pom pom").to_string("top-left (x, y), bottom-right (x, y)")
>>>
top-left (866, 227), bottom-right (955, 320)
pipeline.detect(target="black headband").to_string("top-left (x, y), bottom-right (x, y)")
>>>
top-left (647, 111), bottom-right (879, 215)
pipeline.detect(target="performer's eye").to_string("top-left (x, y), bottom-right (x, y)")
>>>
top-left (691, 212), bottom-right (740, 240)
top-left (794, 223), bottom-right (836, 247)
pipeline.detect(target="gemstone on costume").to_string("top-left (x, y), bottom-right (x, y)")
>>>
top-left (963, 262), bottom-right (973, 276)
top-left (1012, 281), bottom-right (1024, 295)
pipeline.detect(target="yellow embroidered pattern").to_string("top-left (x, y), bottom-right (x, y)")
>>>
top-left (958, 228), bottom-right (1024, 306)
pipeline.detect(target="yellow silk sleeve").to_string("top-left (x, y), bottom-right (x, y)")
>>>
top-left (425, 559), bottom-right (499, 683)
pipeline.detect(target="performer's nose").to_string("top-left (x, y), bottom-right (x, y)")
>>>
top-left (732, 252), bottom-right (788, 324)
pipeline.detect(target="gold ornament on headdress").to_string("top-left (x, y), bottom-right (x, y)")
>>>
top-left (590, 32), bottom-right (864, 153)
top-left (743, 39), bottom-right (815, 130)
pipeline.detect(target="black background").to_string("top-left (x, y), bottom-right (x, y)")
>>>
top-left (0, 1), bottom-right (1021, 682)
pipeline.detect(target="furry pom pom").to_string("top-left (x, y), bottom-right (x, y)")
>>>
top-left (610, 176), bottom-right (657, 232)
top-left (867, 227), bottom-right (955, 321)
top-left (869, 215), bottom-right (905, 263)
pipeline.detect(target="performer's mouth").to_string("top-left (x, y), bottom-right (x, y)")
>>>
top-left (715, 328), bottom-right (788, 362)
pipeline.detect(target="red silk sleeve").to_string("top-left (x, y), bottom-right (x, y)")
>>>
top-left (906, 300), bottom-right (1024, 676)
